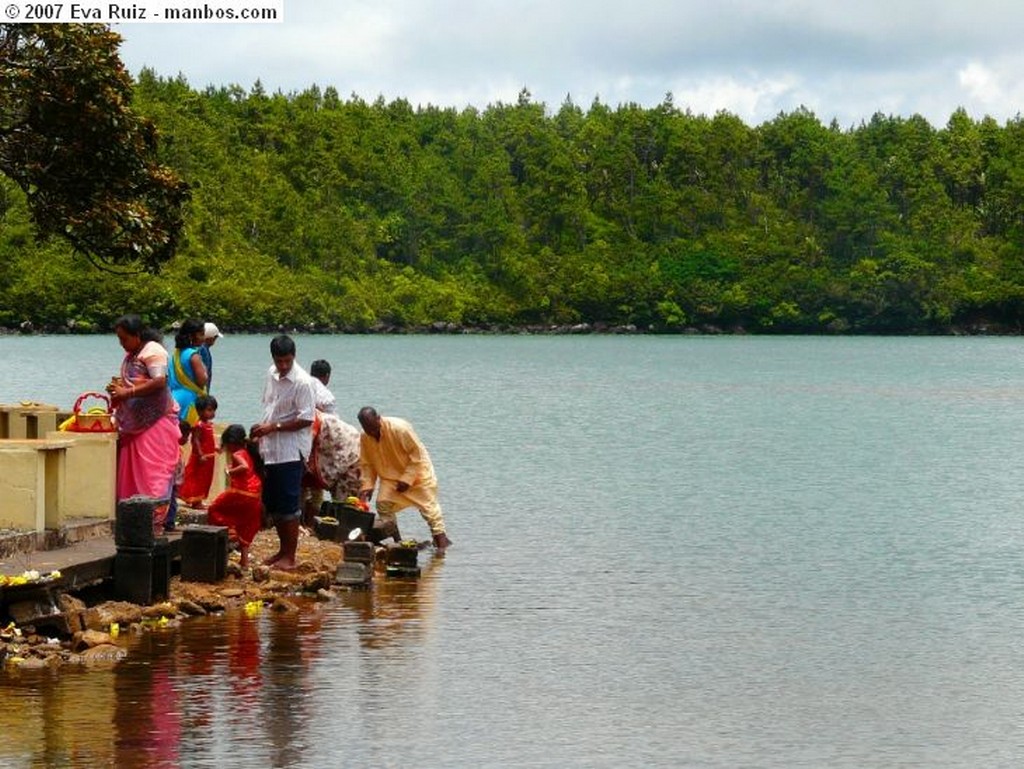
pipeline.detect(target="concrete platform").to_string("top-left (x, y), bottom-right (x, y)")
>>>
top-left (0, 530), bottom-right (183, 589)
top-left (0, 517), bottom-right (114, 561)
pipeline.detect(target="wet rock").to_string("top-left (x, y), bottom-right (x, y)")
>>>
top-left (177, 600), bottom-right (207, 617)
top-left (80, 644), bottom-right (127, 664)
top-left (251, 566), bottom-right (271, 583)
top-left (59, 594), bottom-right (87, 635)
top-left (315, 588), bottom-right (334, 602)
top-left (300, 572), bottom-right (333, 592)
top-left (8, 598), bottom-right (61, 626)
top-left (270, 597), bottom-right (300, 613)
top-left (221, 588), bottom-right (244, 599)
top-left (226, 562), bottom-right (244, 578)
top-left (84, 602), bottom-right (143, 631)
top-left (142, 602), bottom-right (177, 619)
top-left (73, 629), bottom-right (113, 651)
top-left (198, 595), bottom-right (226, 613)
top-left (15, 655), bottom-right (52, 670)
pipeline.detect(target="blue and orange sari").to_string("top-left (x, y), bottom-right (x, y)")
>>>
top-left (168, 346), bottom-right (207, 425)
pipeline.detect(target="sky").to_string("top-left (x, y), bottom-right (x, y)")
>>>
top-left (114, 0), bottom-right (1024, 128)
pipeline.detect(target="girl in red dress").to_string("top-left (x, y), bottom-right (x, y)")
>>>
top-left (207, 424), bottom-right (263, 568)
top-left (179, 395), bottom-right (218, 508)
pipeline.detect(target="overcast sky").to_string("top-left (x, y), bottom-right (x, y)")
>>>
top-left (115, 0), bottom-right (1024, 128)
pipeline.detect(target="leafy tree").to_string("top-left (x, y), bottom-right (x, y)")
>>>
top-left (0, 24), bottom-right (188, 272)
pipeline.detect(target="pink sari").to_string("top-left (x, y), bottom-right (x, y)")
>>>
top-left (115, 341), bottom-right (181, 502)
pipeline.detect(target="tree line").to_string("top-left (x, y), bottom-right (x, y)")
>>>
top-left (3, 57), bottom-right (1024, 333)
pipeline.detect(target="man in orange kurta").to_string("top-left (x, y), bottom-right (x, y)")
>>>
top-left (357, 407), bottom-right (451, 550)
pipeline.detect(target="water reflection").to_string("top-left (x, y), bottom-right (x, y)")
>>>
top-left (115, 644), bottom-right (182, 767)
top-left (340, 551), bottom-right (444, 649)
top-left (0, 555), bottom-right (445, 769)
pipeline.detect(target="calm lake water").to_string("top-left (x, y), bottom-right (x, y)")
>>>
top-left (4, 334), bottom-right (1024, 768)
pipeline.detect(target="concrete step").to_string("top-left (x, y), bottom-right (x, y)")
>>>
top-left (0, 518), bottom-right (112, 560)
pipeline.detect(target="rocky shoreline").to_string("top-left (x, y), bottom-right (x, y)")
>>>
top-left (1, 529), bottom-right (354, 671)
top-left (3, 319), bottom-right (1020, 336)
top-left (4, 320), bottom-right (653, 335)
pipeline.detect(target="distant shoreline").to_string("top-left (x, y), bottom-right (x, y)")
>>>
top-left (1, 320), bottom-right (1019, 337)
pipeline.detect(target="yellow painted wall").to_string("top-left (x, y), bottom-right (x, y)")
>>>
top-left (47, 431), bottom-right (117, 521)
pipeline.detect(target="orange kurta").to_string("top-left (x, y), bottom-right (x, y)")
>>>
top-left (359, 417), bottom-right (445, 535)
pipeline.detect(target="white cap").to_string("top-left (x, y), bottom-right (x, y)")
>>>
top-left (204, 322), bottom-right (224, 339)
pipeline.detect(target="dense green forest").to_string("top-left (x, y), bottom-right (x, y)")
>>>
top-left (4, 66), bottom-right (1024, 333)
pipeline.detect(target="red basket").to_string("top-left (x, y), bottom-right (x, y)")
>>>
top-left (68, 391), bottom-right (116, 433)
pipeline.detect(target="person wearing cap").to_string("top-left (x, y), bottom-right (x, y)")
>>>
top-left (201, 322), bottom-right (223, 391)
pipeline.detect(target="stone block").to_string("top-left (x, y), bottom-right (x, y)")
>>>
top-left (180, 525), bottom-right (228, 583)
top-left (152, 537), bottom-right (171, 601)
top-left (385, 565), bottom-right (421, 579)
top-left (314, 516), bottom-right (341, 542)
top-left (385, 543), bottom-right (419, 568)
top-left (343, 541), bottom-right (375, 564)
top-left (115, 497), bottom-right (158, 549)
top-left (321, 501), bottom-right (375, 539)
top-left (334, 561), bottom-right (372, 586)
top-left (113, 548), bottom-right (155, 605)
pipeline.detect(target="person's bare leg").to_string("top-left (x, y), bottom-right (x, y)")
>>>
top-left (263, 520), bottom-right (285, 565)
top-left (273, 518), bottom-right (301, 571)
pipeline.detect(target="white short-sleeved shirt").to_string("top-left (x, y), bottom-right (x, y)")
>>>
top-left (259, 361), bottom-right (316, 464)
top-left (312, 378), bottom-right (336, 414)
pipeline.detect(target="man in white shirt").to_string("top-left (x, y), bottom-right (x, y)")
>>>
top-left (309, 359), bottom-right (336, 414)
top-left (250, 335), bottom-right (316, 570)
top-left (301, 358), bottom-right (336, 525)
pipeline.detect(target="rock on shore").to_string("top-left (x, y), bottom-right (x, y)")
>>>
top-left (2, 528), bottom-right (346, 671)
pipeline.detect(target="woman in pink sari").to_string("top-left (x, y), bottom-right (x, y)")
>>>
top-left (107, 315), bottom-right (181, 526)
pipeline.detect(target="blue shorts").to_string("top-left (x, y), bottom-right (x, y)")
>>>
top-left (262, 461), bottom-right (304, 521)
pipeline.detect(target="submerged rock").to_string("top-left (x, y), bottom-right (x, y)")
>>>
top-left (271, 597), bottom-right (300, 613)
top-left (80, 644), bottom-right (127, 664)
top-left (176, 599), bottom-right (207, 616)
top-left (73, 629), bottom-right (113, 651)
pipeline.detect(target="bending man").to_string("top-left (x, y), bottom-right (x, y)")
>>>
top-left (357, 406), bottom-right (451, 551)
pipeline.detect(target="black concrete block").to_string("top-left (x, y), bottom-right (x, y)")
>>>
top-left (114, 549), bottom-right (154, 605)
top-left (343, 541), bottom-right (375, 564)
top-left (115, 497), bottom-right (158, 549)
top-left (385, 544), bottom-right (419, 568)
top-left (322, 501), bottom-right (375, 540)
top-left (180, 525), bottom-right (228, 583)
top-left (385, 565), bottom-right (421, 579)
top-left (152, 537), bottom-right (171, 601)
top-left (314, 516), bottom-right (342, 542)
top-left (335, 561), bottom-right (373, 585)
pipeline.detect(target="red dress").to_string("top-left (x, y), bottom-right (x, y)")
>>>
top-left (179, 419), bottom-right (216, 505)
top-left (207, 450), bottom-right (263, 547)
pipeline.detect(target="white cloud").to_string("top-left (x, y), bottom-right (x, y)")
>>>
top-left (115, 0), bottom-right (1024, 126)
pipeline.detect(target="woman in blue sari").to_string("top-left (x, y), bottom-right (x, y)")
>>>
top-left (167, 318), bottom-right (209, 425)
